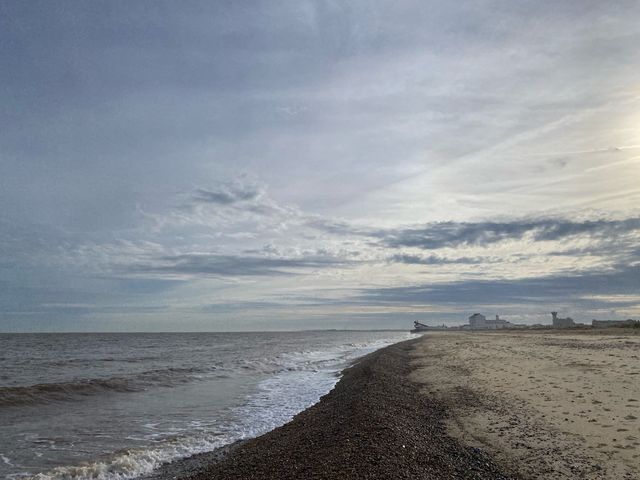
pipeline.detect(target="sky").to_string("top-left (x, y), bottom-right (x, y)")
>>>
top-left (1, 0), bottom-right (640, 331)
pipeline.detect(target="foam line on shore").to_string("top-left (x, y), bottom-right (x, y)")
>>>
top-left (174, 338), bottom-right (514, 480)
top-left (17, 334), bottom-right (410, 480)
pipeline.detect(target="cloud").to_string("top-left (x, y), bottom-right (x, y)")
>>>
top-left (303, 217), bottom-right (361, 236)
top-left (179, 179), bottom-right (303, 223)
top-left (126, 252), bottom-right (351, 278)
top-left (191, 182), bottom-right (264, 206)
top-left (388, 254), bottom-right (487, 265)
top-left (356, 264), bottom-right (640, 309)
top-left (200, 301), bottom-right (288, 313)
top-left (374, 217), bottom-right (640, 250)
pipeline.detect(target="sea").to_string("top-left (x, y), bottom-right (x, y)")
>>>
top-left (0, 331), bottom-right (413, 480)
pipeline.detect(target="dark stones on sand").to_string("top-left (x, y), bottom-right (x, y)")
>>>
top-left (179, 339), bottom-right (515, 479)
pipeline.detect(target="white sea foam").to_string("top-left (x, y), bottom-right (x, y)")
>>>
top-left (16, 333), bottom-right (412, 480)
top-left (30, 434), bottom-right (233, 480)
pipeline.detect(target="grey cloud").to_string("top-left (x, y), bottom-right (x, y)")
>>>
top-left (304, 217), bottom-right (364, 236)
top-left (307, 215), bottom-right (640, 253)
top-left (199, 301), bottom-right (287, 313)
top-left (389, 254), bottom-right (487, 265)
top-left (127, 253), bottom-right (350, 277)
top-left (356, 264), bottom-right (640, 309)
top-left (192, 184), bottom-right (263, 205)
top-left (375, 217), bottom-right (640, 250)
top-left (184, 181), bottom-right (300, 222)
top-left (532, 218), bottom-right (640, 241)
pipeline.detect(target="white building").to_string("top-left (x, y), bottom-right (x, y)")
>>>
top-left (468, 313), bottom-right (486, 329)
top-left (468, 313), bottom-right (514, 329)
top-left (551, 312), bottom-right (575, 328)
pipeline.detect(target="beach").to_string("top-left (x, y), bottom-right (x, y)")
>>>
top-left (411, 330), bottom-right (640, 479)
top-left (175, 338), bottom-right (513, 480)
top-left (169, 329), bottom-right (640, 479)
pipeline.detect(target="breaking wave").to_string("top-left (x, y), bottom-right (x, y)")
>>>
top-left (2, 338), bottom-right (404, 409)
top-left (0, 367), bottom-right (207, 407)
top-left (4, 333), bottom-right (414, 480)
top-left (27, 433), bottom-right (232, 480)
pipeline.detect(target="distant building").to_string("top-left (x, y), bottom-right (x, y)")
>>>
top-left (489, 314), bottom-right (513, 329)
top-left (469, 313), bottom-right (486, 329)
top-left (468, 313), bottom-right (515, 329)
top-left (551, 311), bottom-right (575, 328)
top-left (592, 319), bottom-right (639, 328)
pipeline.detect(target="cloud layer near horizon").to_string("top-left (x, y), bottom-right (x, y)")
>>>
top-left (1, 1), bottom-right (640, 331)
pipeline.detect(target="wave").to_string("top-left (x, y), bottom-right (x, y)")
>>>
top-left (0, 367), bottom-right (207, 408)
top-left (13, 333), bottom-right (412, 480)
top-left (20, 355), bottom-right (354, 480)
top-left (28, 433), bottom-right (233, 480)
top-left (1, 336), bottom-right (412, 409)
top-left (0, 349), bottom-right (341, 408)
top-left (231, 337), bottom-right (409, 374)
top-left (48, 356), bottom-right (164, 366)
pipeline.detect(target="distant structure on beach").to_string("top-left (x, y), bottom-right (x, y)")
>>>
top-left (411, 321), bottom-right (448, 332)
top-left (467, 313), bottom-right (514, 330)
top-left (411, 314), bottom-right (639, 332)
top-left (551, 312), bottom-right (575, 328)
top-left (468, 313), bottom-right (486, 328)
top-left (411, 321), bottom-right (430, 332)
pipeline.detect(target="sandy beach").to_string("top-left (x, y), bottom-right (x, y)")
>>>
top-left (411, 330), bottom-right (640, 479)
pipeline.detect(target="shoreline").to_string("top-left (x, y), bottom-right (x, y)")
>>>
top-left (163, 338), bottom-right (513, 479)
top-left (147, 329), bottom-right (640, 479)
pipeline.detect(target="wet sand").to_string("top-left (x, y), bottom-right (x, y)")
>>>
top-left (175, 338), bottom-right (514, 479)
top-left (411, 330), bottom-right (640, 479)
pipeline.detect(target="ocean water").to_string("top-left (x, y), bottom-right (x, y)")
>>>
top-left (0, 331), bottom-right (413, 480)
